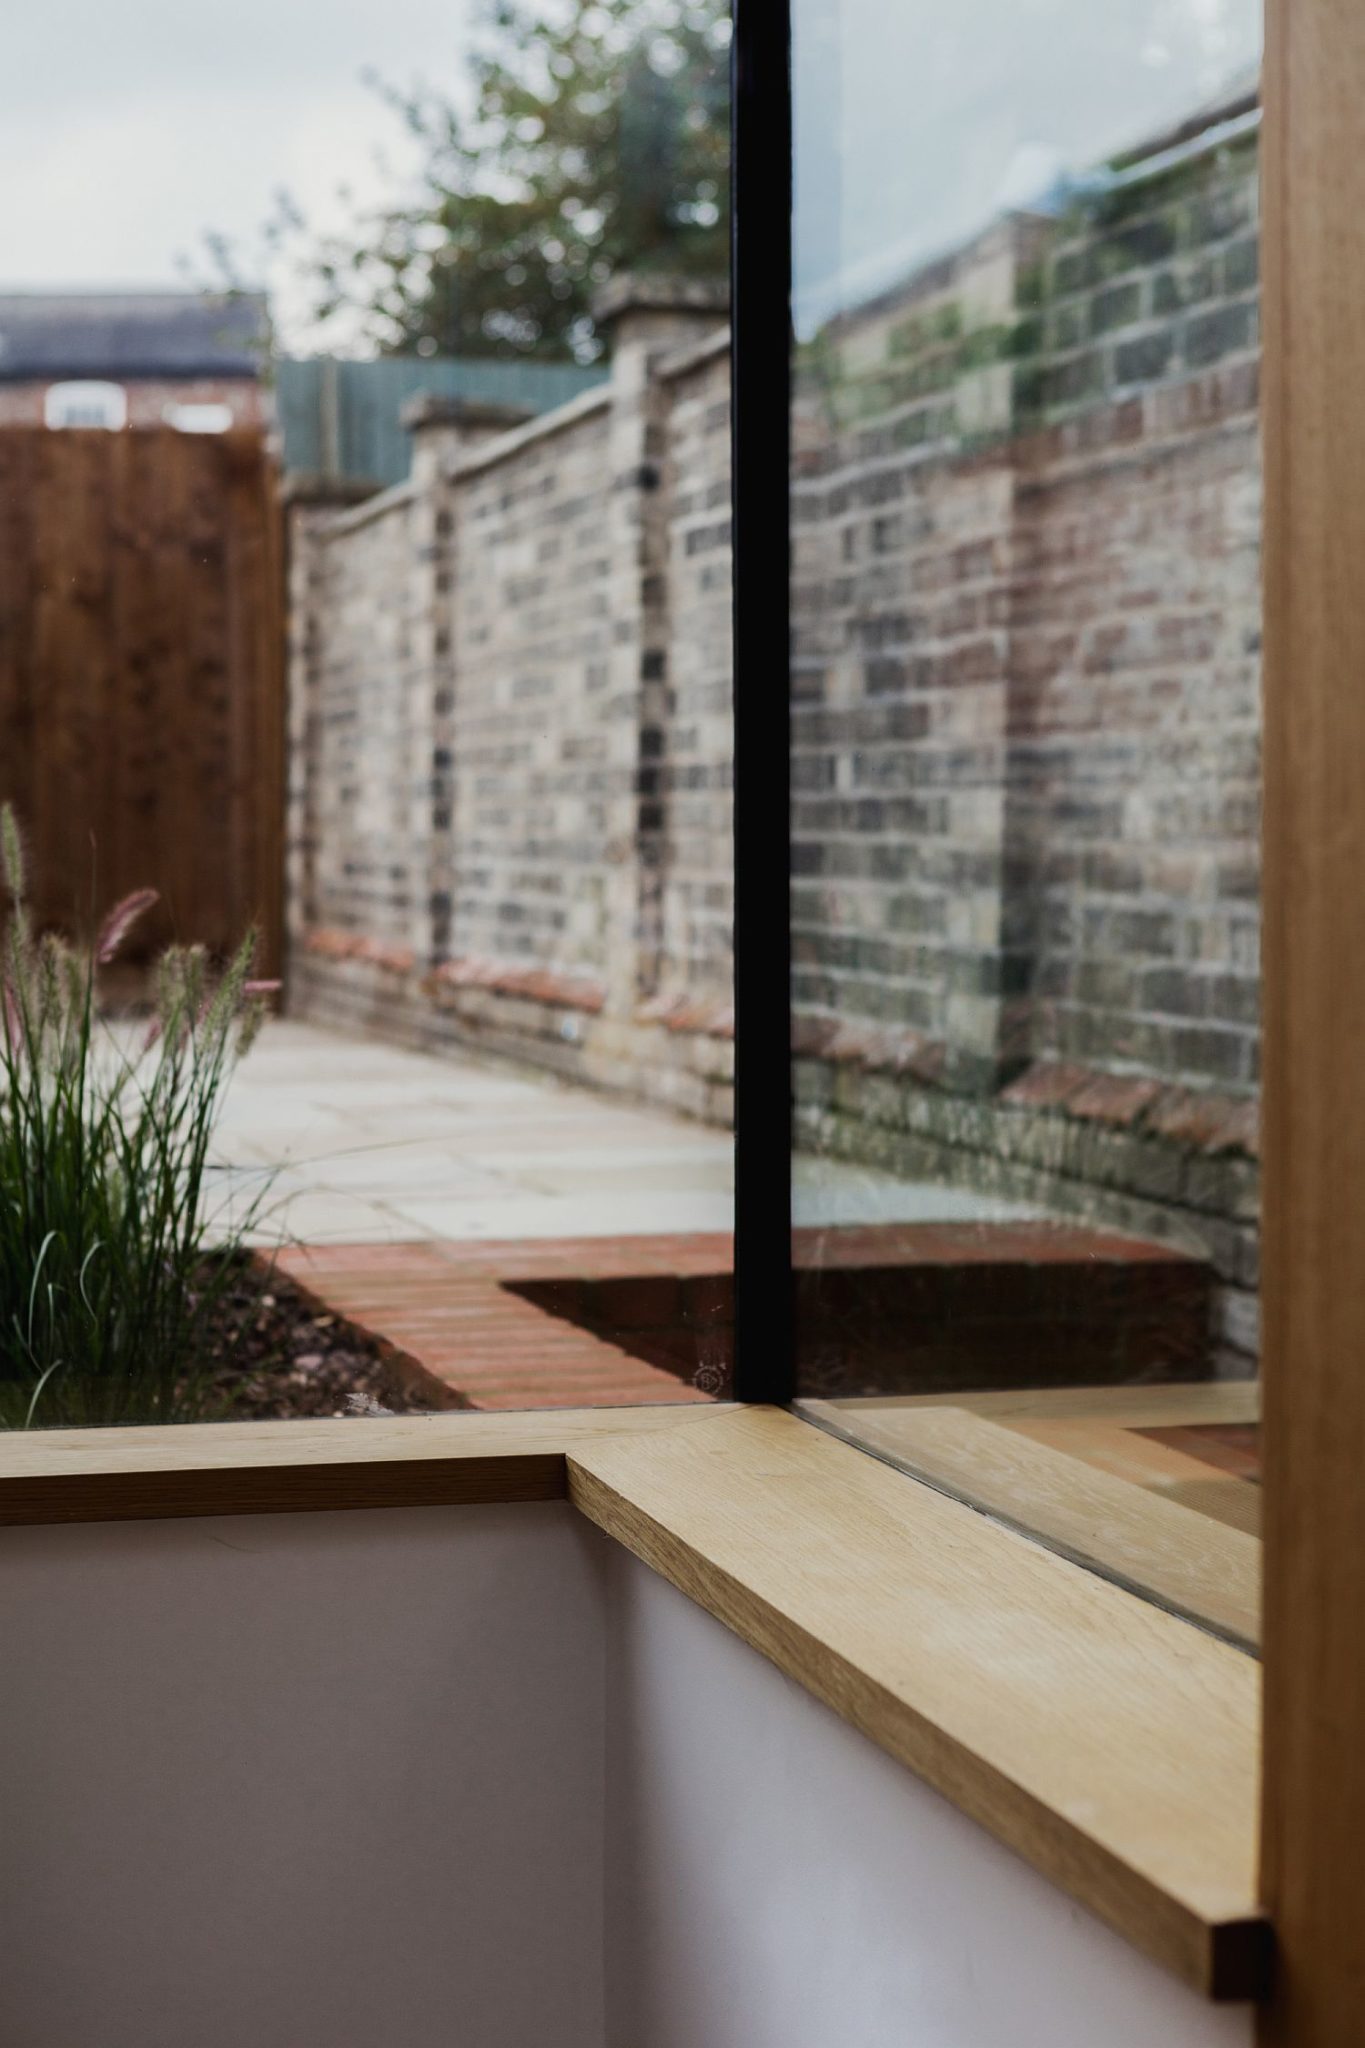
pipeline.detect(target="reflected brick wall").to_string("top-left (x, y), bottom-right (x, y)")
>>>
top-left (791, 131), bottom-right (1260, 1100)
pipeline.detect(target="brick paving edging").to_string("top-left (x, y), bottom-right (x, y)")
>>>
top-left (272, 1235), bottom-right (731, 1411)
top-left (270, 1222), bottom-right (1211, 1413)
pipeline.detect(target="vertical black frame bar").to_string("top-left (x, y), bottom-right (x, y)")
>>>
top-left (730, 0), bottom-right (795, 1402)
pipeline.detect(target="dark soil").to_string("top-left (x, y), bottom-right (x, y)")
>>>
top-left (200, 1260), bottom-right (434, 1420)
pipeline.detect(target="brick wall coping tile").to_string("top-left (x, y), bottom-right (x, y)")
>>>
top-left (1000, 1063), bottom-right (1092, 1112)
top-left (429, 955), bottom-right (608, 1015)
top-left (636, 991), bottom-right (735, 1038)
top-left (794, 1014), bottom-right (949, 1085)
top-left (999, 1061), bottom-right (1259, 1159)
top-left (320, 476), bottom-right (419, 538)
top-left (303, 928), bottom-right (416, 975)
top-left (450, 382), bottom-right (613, 481)
top-left (401, 392), bottom-right (534, 435)
top-left (656, 325), bottom-right (732, 382)
top-left (279, 472), bottom-right (384, 509)
top-left (1067, 1074), bottom-right (1165, 1127)
top-left (591, 273), bottom-right (730, 326)
top-left (1146, 1088), bottom-right (1260, 1158)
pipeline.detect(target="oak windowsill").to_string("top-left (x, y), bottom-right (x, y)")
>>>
top-left (800, 1386), bottom-right (1261, 1654)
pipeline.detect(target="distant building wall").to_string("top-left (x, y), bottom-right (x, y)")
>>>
top-left (288, 122), bottom-right (1264, 1363)
top-left (0, 378), bottom-right (264, 428)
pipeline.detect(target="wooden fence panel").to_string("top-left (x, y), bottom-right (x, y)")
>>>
top-left (0, 427), bottom-right (284, 974)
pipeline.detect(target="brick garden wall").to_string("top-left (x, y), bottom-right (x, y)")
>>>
top-left (288, 117), bottom-right (1264, 1363)
top-left (292, 480), bottom-right (427, 959)
top-left (288, 283), bottom-right (735, 1123)
top-left (655, 332), bottom-right (734, 1017)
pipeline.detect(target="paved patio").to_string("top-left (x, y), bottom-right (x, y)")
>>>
top-left (209, 1020), bottom-right (739, 1406)
top-left (212, 1019), bottom-right (1034, 1250)
top-left (212, 1020), bottom-right (735, 1247)
top-left (207, 1024), bottom-right (1193, 1411)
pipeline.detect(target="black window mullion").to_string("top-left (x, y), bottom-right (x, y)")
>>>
top-left (730, 0), bottom-right (795, 1404)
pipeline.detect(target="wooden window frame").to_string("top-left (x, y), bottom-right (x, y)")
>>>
top-left (1258, 1), bottom-right (1365, 2042)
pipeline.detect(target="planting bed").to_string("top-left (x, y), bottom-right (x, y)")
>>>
top-left (201, 1259), bottom-right (431, 1420)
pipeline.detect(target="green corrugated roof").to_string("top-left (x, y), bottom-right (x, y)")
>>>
top-left (277, 355), bottom-right (608, 487)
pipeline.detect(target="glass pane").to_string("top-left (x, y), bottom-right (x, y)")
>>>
top-left (0, 1), bottom-right (735, 1426)
top-left (791, 0), bottom-right (1263, 1647)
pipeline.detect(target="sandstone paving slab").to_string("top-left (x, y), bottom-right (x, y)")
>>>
top-left (216, 1021), bottom-right (736, 1244)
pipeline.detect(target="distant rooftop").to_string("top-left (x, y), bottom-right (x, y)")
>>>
top-left (0, 292), bottom-right (268, 382)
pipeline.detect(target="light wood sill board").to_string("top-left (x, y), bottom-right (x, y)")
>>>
top-left (568, 1405), bottom-right (1268, 2001)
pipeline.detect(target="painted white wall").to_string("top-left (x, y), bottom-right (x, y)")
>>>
top-left (0, 1503), bottom-right (607, 2048)
top-left (604, 1548), bottom-right (1256, 2048)
top-left (0, 1503), bottom-right (1258, 2048)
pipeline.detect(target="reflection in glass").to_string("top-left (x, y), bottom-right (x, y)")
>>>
top-left (790, 0), bottom-right (1263, 1644)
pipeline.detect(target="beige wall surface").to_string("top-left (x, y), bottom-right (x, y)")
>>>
top-left (0, 1503), bottom-right (608, 2048)
top-left (0, 1501), bottom-right (1253, 2048)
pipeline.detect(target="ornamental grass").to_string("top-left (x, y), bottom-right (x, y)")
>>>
top-left (0, 803), bottom-right (276, 1427)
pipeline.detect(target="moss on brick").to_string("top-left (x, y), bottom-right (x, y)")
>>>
top-left (1090, 281), bottom-right (1143, 336)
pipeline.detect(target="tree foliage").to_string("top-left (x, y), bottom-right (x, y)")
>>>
top-left (275, 0), bottom-right (730, 362)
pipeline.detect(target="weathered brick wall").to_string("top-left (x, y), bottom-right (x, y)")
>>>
top-left (791, 216), bottom-right (1028, 1095)
top-left (790, 129), bottom-right (1262, 1363)
top-left (289, 284), bottom-right (736, 1119)
top-left (654, 330), bottom-right (734, 1018)
top-left (1005, 137), bottom-right (1261, 1092)
top-left (298, 481), bottom-right (431, 959)
top-left (450, 395), bottom-right (617, 985)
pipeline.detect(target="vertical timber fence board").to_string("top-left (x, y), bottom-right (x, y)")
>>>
top-left (0, 427), bottom-right (284, 971)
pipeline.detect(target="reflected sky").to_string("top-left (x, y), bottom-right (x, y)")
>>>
top-left (794, 0), bottom-right (1261, 332)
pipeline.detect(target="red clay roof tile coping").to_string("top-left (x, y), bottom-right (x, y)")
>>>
top-left (427, 956), bottom-right (608, 1014)
top-left (634, 991), bottom-right (735, 1038)
top-left (790, 1017), bottom-right (1257, 1162)
top-left (300, 933), bottom-right (1256, 1161)
top-left (791, 1014), bottom-right (948, 1084)
top-left (302, 928), bottom-right (416, 975)
top-left (1000, 1063), bottom-right (1259, 1158)
top-left (305, 929), bottom-right (736, 1034)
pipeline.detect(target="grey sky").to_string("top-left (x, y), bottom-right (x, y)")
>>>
top-left (0, 0), bottom-right (474, 345)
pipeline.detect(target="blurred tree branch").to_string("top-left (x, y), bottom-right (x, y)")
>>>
top-left (196, 0), bottom-right (730, 362)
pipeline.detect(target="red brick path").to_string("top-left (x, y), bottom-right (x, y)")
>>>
top-left (274, 1235), bottom-right (730, 1411)
top-left (275, 1221), bottom-right (1210, 1412)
